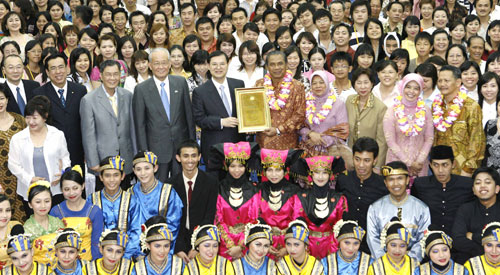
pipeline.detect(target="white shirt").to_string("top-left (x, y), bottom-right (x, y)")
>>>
top-left (293, 28), bottom-right (319, 42)
top-left (51, 82), bottom-right (68, 100)
top-left (182, 170), bottom-right (198, 229)
top-left (227, 66), bottom-right (264, 88)
top-left (233, 31), bottom-right (269, 53)
top-left (483, 101), bottom-right (497, 127)
top-left (153, 76), bottom-right (170, 102)
top-left (124, 4), bottom-right (151, 15)
top-left (6, 80), bottom-right (27, 105)
top-left (124, 74), bottom-right (148, 92)
top-left (372, 82), bottom-right (400, 107)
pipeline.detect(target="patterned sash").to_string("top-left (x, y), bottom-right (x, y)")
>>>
top-left (420, 262), bottom-right (466, 275)
top-left (134, 259), bottom-right (147, 275)
top-left (185, 256), bottom-right (228, 275)
top-left (117, 191), bottom-right (131, 230)
top-left (469, 257), bottom-right (486, 275)
top-left (158, 184), bottom-right (172, 217)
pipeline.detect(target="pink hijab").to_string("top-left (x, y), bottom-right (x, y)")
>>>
top-left (398, 73), bottom-right (424, 107)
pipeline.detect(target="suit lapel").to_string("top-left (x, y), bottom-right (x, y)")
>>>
top-left (64, 82), bottom-right (76, 108)
top-left (46, 83), bottom-right (65, 109)
top-left (97, 87), bottom-right (118, 120)
top-left (190, 171), bottom-right (205, 205)
top-left (168, 77), bottom-right (179, 122)
top-left (117, 88), bottom-right (125, 123)
top-left (4, 84), bottom-right (19, 113)
top-left (207, 80), bottom-right (229, 118)
top-left (227, 79), bottom-right (237, 117)
top-left (148, 79), bottom-right (170, 122)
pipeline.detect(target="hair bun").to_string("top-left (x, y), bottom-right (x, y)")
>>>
top-left (10, 224), bottom-right (24, 235)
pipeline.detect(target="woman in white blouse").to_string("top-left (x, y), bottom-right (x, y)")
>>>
top-left (479, 72), bottom-right (500, 127)
top-left (124, 50), bottom-right (151, 92)
top-left (227, 40), bottom-right (264, 88)
top-left (8, 95), bottom-right (70, 204)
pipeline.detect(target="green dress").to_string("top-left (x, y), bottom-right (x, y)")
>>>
top-left (24, 215), bottom-right (65, 266)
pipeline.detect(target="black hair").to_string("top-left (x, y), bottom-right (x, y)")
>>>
top-left (352, 137), bottom-right (379, 158)
top-left (275, 26), bottom-right (292, 50)
top-left (333, 22), bottom-right (352, 38)
top-left (100, 227), bottom-right (121, 244)
top-left (415, 31), bottom-right (433, 46)
top-left (313, 8), bottom-right (331, 24)
top-left (284, 46), bottom-right (302, 79)
top-left (169, 45), bottom-right (189, 72)
top-left (25, 95), bottom-right (50, 121)
top-left (1, 41), bottom-right (20, 57)
top-left (427, 55), bottom-right (446, 67)
top-left (75, 5), bottom-right (93, 25)
top-left (117, 36), bottom-right (137, 60)
top-left (24, 40), bottom-right (41, 66)
top-left (190, 50), bottom-right (210, 78)
top-left (217, 15), bottom-right (234, 33)
top-left (402, 15), bottom-right (420, 40)
top-left (99, 59), bottom-right (120, 74)
top-left (60, 167), bottom-right (84, 189)
top-left (47, 0), bottom-right (66, 20)
top-left (129, 50), bottom-right (151, 81)
top-left (440, 64), bottom-right (461, 79)
top-left (34, 12), bottom-right (51, 35)
top-left (38, 47), bottom-right (58, 83)
top-left (387, 0), bottom-right (403, 12)
top-left (352, 43), bottom-right (375, 70)
top-left (216, 33), bottom-right (236, 59)
top-left (375, 59), bottom-right (397, 73)
top-left (472, 167), bottom-right (500, 186)
top-left (263, 8), bottom-right (281, 22)
top-left (196, 16), bottom-right (215, 31)
top-left (390, 49), bottom-right (410, 76)
top-left (352, 67), bottom-right (375, 86)
top-left (449, 20), bottom-right (465, 43)
top-left (297, 2), bottom-right (315, 18)
top-left (69, 47), bottom-right (92, 82)
top-left (243, 22), bottom-right (260, 35)
top-left (14, 0), bottom-right (33, 21)
top-left (42, 22), bottom-right (64, 50)
top-left (330, 51), bottom-right (352, 68)
top-left (179, 2), bottom-right (196, 14)
top-left (432, 6), bottom-right (449, 27)
top-left (203, 2), bottom-right (223, 17)
top-left (468, 35), bottom-right (485, 48)
top-left (55, 228), bottom-right (79, 246)
top-left (238, 40), bottom-right (261, 71)
top-left (487, 51), bottom-right (500, 72)
top-left (350, 0), bottom-right (371, 18)
top-left (445, 44), bottom-right (467, 67)
top-left (465, 14), bottom-right (480, 29)
top-left (478, 71), bottom-right (500, 108)
top-left (460, 60), bottom-right (481, 82)
top-left (8, 225), bottom-right (25, 250)
top-left (38, 33), bottom-right (56, 49)
top-left (0, 194), bottom-right (10, 205)
top-left (99, 5), bottom-right (113, 22)
top-left (97, 22), bottom-right (114, 36)
top-left (473, 0), bottom-right (493, 8)
top-left (44, 52), bottom-right (67, 71)
top-left (128, 10), bottom-right (146, 26)
top-left (230, 7), bottom-right (247, 18)
top-left (176, 140), bottom-right (201, 156)
top-left (28, 181), bottom-right (52, 203)
top-left (416, 62), bottom-right (438, 90)
top-left (0, 84), bottom-right (10, 100)
top-left (262, 41), bottom-right (276, 57)
top-left (431, 29), bottom-right (450, 53)
top-left (362, 19), bottom-right (384, 62)
top-left (112, 7), bottom-right (128, 21)
top-left (183, 34), bottom-right (202, 49)
top-left (223, 0), bottom-right (239, 14)
top-left (78, 27), bottom-right (98, 43)
top-left (2, 12), bottom-right (26, 36)
top-left (208, 50), bottom-right (229, 63)
top-left (308, 47), bottom-right (326, 70)
top-left (144, 215), bottom-right (168, 239)
top-left (486, 20), bottom-right (500, 51)
top-left (296, 31), bottom-right (318, 56)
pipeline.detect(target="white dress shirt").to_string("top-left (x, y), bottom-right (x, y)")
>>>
top-left (182, 170), bottom-right (198, 229)
top-left (227, 66), bottom-right (264, 88)
top-left (483, 101), bottom-right (497, 127)
top-left (6, 80), bottom-right (27, 105)
top-left (153, 76), bottom-right (171, 102)
top-left (51, 82), bottom-right (68, 100)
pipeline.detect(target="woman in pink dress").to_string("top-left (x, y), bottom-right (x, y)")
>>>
top-left (254, 148), bottom-right (302, 259)
top-left (292, 155), bottom-right (348, 259)
top-left (210, 142), bottom-right (261, 260)
top-left (382, 73), bottom-right (434, 177)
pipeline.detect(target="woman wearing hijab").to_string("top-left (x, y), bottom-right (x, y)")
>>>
top-left (382, 73), bottom-right (434, 177)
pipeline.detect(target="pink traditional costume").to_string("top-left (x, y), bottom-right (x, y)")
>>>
top-left (209, 142), bottom-right (262, 260)
top-left (292, 156), bottom-right (348, 259)
top-left (382, 73), bottom-right (434, 177)
top-left (253, 148), bottom-right (302, 255)
top-left (299, 71), bottom-right (349, 157)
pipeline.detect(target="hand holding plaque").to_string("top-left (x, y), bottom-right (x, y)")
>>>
top-left (235, 87), bottom-right (271, 133)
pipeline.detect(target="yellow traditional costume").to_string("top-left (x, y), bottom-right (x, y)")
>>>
top-left (465, 222), bottom-right (500, 275)
top-left (182, 224), bottom-right (235, 275)
top-left (367, 218), bottom-right (419, 275)
top-left (276, 218), bottom-right (325, 275)
top-left (83, 229), bottom-right (134, 275)
top-left (0, 224), bottom-right (52, 275)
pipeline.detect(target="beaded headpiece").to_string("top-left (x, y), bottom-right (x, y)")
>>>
top-left (100, 156), bottom-right (125, 171)
top-left (133, 151), bottom-right (158, 166)
top-left (224, 142), bottom-right (252, 163)
top-left (420, 230), bottom-right (453, 258)
top-left (27, 180), bottom-right (51, 194)
top-left (99, 229), bottom-right (128, 248)
top-left (244, 220), bottom-right (273, 245)
top-left (306, 156), bottom-right (335, 173)
top-left (333, 219), bottom-right (366, 242)
top-left (482, 222), bottom-right (500, 245)
top-left (55, 230), bottom-right (82, 250)
top-left (7, 233), bottom-right (32, 255)
top-left (260, 149), bottom-right (288, 169)
top-left (140, 223), bottom-right (173, 252)
top-left (380, 219), bottom-right (411, 249)
top-left (191, 225), bottom-right (220, 249)
top-left (285, 219), bottom-right (309, 245)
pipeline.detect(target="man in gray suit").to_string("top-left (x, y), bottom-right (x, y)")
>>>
top-left (80, 60), bottom-right (137, 188)
top-left (133, 48), bottom-right (195, 181)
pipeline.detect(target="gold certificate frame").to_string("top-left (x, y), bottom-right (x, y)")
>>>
top-left (235, 87), bottom-right (271, 133)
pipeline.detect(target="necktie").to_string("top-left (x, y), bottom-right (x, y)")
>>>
top-left (187, 181), bottom-right (193, 204)
top-left (160, 82), bottom-right (170, 121)
top-left (109, 96), bottom-right (118, 116)
top-left (58, 89), bottom-right (66, 108)
top-left (16, 87), bottom-right (25, 115)
top-left (220, 85), bottom-right (231, 116)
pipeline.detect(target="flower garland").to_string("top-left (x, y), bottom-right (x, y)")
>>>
top-left (393, 95), bottom-right (426, 136)
top-left (432, 91), bottom-right (467, 132)
top-left (306, 91), bottom-right (337, 125)
top-left (264, 70), bottom-right (293, 110)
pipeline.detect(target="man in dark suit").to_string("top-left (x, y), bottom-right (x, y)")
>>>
top-left (2, 55), bottom-right (39, 115)
top-left (192, 50), bottom-right (245, 162)
top-left (33, 53), bottom-right (86, 168)
top-left (170, 140), bottom-right (218, 263)
top-left (133, 48), bottom-right (195, 181)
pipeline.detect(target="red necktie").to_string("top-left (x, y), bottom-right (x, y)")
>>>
top-left (187, 181), bottom-right (193, 204)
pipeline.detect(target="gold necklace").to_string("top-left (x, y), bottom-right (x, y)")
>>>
top-left (389, 194), bottom-right (408, 207)
top-left (197, 255), bottom-right (214, 270)
top-left (56, 261), bottom-right (77, 274)
top-left (147, 255), bottom-right (168, 274)
top-left (229, 187), bottom-right (243, 207)
top-left (338, 251), bottom-right (357, 263)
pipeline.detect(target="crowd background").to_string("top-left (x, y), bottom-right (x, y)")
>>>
top-left (0, 0), bottom-right (499, 273)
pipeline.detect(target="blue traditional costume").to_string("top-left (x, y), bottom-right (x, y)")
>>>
top-left (414, 230), bottom-right (467, 275)
top-left (53, 230), bottom-right (87, 275)
top-left (88, 156), bottom-right (141, 258)
top-left (322, 220), bottom-right (372, 275)
top-left (130, 152), bottom-right (183, 253)
top-left (232, 219), bottom-right (276, 274)
top-left (130, 222), bottom-right (184, 274)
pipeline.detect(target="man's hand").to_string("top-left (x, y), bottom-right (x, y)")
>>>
top-left (31, 176), bottom-right (45, 183)
top-left (263, 128), bottom-right (278, 137)
top-left (221, 117), bottom-right (239, 128)
top-left (90, 165), bottom-right (100, 172)
top-left (188, 249), bottom-right (198, 259)
top-left (176, 251), bottom-right (190, 263)
top-left (466, 232), bottom-right (473, 240)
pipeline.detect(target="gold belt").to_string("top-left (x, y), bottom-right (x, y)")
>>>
top-left (228, 223), bottom-right (246, 234)
top-left (309, 231), bottom-right (331, 238)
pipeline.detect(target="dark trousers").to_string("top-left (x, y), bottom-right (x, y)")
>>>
top-left (157, 161), bottom-right (181, 182)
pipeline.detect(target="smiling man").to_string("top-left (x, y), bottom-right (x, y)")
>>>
top-left (196, 17), bottom-right (216, 53)
top-left (366, 161), bottom-right (430, 262)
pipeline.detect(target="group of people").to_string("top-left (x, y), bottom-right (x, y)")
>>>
top-left (0, 0), bottom-right (499, 273)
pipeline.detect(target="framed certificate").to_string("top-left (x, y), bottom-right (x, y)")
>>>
top-left (235, 87), bottom-right (271, 133)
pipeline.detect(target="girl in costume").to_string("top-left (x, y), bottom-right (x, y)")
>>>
top-left (50, 165), bottom-right (104, 260)
top-left (182, 224), bottom-right (235, 274)
top-left (275, 218), bottom-right (325, 275)
top-left (88, 156), bottom-right (141, 259)
top-left (255, 148), bottom-right (302, 259)
top-left (53, 229), bottom-right (87, 275)
top-left (130, 151), bottom-right (183, 253)
top-left (83, 229), bottom-right (134, 275)
top-left (414, 229), bottom-right (467, 275)
top-left (292, 155), bottom-right (348, 258)
top-left (209, 142), bottom-right (261, 260)
top-left (464, 222), bottom-right (500, 274)
top-left (232, 218), bottom-right (277, 274)
top-left (0, 224), bottom-right (52, 275)
top-left (321, 220), bottom-right (372, 275)
top-left (0, 195), bottom-right (21, 269)
top-left (23, 181), bottom-right (64, 266)
top-left (131, 215), bottom-right (185, 275)
top-left (367, 218), bottom-right (419, 275)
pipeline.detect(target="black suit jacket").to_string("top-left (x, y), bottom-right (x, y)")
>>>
top-left (192, 78), bottom-right (246, 161)
top-left (4, 80), bottom-right (39, 115)
top-left (170, 170), bottom-right (218, 253)
top-left (33, 81), bottom-right (86, 167)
